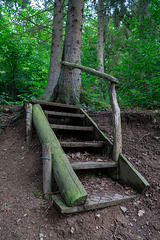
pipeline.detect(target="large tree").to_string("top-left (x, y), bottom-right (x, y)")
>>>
top-left (40, 0), bottom-right (64, 101)
top-left (57, 0), bottom-right (84, 105)
top-left (40, 0), bottom-right (84, 105)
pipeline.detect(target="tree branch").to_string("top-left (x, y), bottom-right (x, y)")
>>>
top-left (18, 12), bottom-right (52, 34)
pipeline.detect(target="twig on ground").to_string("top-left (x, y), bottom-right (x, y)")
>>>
top-left (44, 199), bottom-right (54, 213)
top-left (113, 220), bottom-right (119, 240)
top-left (139, 132), bottom-right (152, 142)
top-left (11, 110), bottom-right (25, 124)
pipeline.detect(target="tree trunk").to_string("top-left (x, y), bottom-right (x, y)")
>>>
top-left (97, 0), bottom-right (104, 73)
top-left (10, 63), bottom-right (17, 97)
top-left (32, 104), bottom-right (87, 206)
top-left (57, 0), bottom-right (84, 105)
top-left (39, 0), bottom-right (63, 101)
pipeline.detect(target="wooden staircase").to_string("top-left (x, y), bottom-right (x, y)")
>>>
top-left (25, 100), bottom-right (150, 213)
top-left (43, 102), bottom-right (116, 171)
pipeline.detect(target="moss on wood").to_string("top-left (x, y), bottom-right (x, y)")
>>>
top-left (32, 104), bottom-right (87, 206)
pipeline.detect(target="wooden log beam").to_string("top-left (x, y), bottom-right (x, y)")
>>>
top-left (62, 61), bottom-right (119, 84)
top-left (44, 110), bottom-right (85, 118)
top-left (42, 143), bottom-right (52, 200)
top-left (53, 192), bottom-right (133, 214)
top-left (60, 141), bottom-right (104, 148)
top-left (71, 161), bottom-right (118, 170)
top-left (25, 100), bottom-right (80, 110)
top-left (50, 124), bottom-right (93, 131)
top-left (61, 62), bottom-right (122, 161)
top-left (25, 103), bottom-right (33, 146)
top-left (108, 82), bottom-right (122, 161)
top-left (32, 104), bottom-right (87, 207)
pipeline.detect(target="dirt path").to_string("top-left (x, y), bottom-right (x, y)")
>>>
top-left (0, 107), bottom-right (160, 240)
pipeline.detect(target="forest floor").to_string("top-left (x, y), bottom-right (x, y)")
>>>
top-left (0, 105), bottom-right (160, 240)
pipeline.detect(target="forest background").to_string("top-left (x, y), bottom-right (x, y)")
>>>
top-left (0, 0), bottom-right (160, 111)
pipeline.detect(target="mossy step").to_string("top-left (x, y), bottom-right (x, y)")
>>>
top-left (60, 141), bottom-right (104, 148)
top-left (45, 110), bottom-right (85, 118)
top-left (50, 124), bottom-right (93, 131)
top-left (53, 191), bottom-right (134, 214)
top-left (26, 100), bottom-right (80, 110)
top-left (71, 161), bottom-right (118, 170)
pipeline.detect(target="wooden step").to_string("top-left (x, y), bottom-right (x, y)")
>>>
top-left (71, 161), bottom-right (118, 170)
top-left (45, 110), bottom-right (85, 118)
top-left (27, 100), bottom-right (80, 110)
top-left (50, 124), bottom-right (93, 131)
top-left (53, 191), bottom-right (134, 214)
top-left (60, 141), bottom-right (104, 148)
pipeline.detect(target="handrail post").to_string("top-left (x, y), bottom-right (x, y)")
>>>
top-left (61, 61), bottom-right (122, 161)
top-left (108, 82), bottom-right (122, 161)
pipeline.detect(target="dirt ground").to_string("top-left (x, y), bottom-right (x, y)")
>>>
top-left (0, 105), bottom-right (160, 240)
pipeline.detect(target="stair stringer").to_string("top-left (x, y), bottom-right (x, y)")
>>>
top-left (80, 108), bottom-right (150, 193)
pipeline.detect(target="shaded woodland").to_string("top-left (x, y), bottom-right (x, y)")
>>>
top-left (0, 0), bottom-right (160, 109)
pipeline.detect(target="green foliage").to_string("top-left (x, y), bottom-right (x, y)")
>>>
top-left (0, 122), bottom-right (5, 134)
top-left (150, 0), bottom-right (160, 24)
top-left (0, 0), bottom-right (160, 110)
top-left (0, 2), bottom-right (50, 104)
top-left (111, 14), bottom-right (160, 108)
top-left (34, 190), bottom-right (40, 198)
top-left (81, 0), bottom-right (160, 110)
top-left (81, 89), bottom-right (110, 112)
top-left (81, 16), bottom-right (110, 108)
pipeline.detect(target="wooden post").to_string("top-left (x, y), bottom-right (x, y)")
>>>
top-left (25, 103), bottom-right (33, 146)
top-left (33, 104), bottom-right (87, 207)
top-left (42, 143), bottom-right (52, 200)
top-left (108, 82), bottom-right (122, 161)
top-left (61, 61), bottom-right (122, 162)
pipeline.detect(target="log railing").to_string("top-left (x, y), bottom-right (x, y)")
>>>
top-left (32, 104), bottom-right (87, 205)
top-left (62, 61), bottom-right (119, 84)
top-left (62, 61), bottom-right (122, 162)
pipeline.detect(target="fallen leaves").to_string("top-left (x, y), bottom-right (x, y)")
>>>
top-left (138, 209), bottom-right (145, 217)
top-left (67, 151), bottom-right (109, 163)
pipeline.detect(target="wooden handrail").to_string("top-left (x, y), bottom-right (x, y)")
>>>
top-left (62, 61), bottom-right (122, 161)
top-left (62, 61), bottom-right (119, 84)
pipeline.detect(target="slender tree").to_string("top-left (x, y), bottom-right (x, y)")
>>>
top-left (40, 0), bottom-right (64, 101)
top-left (97, 0), bottom-right (104, 72)
top-left (97, 0), bottom-right (122, 161)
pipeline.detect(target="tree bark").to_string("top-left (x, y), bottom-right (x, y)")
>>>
top-left (108, 82), bottom-right (122, 161)
top-left (57, 0), bottom-right (84, 105)
top-left (39, 0), bottom-right (63, 101)
top-left (32, 104), bottom-right (87, 206)
top-left (97, 0), bottom-right (104, 73)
